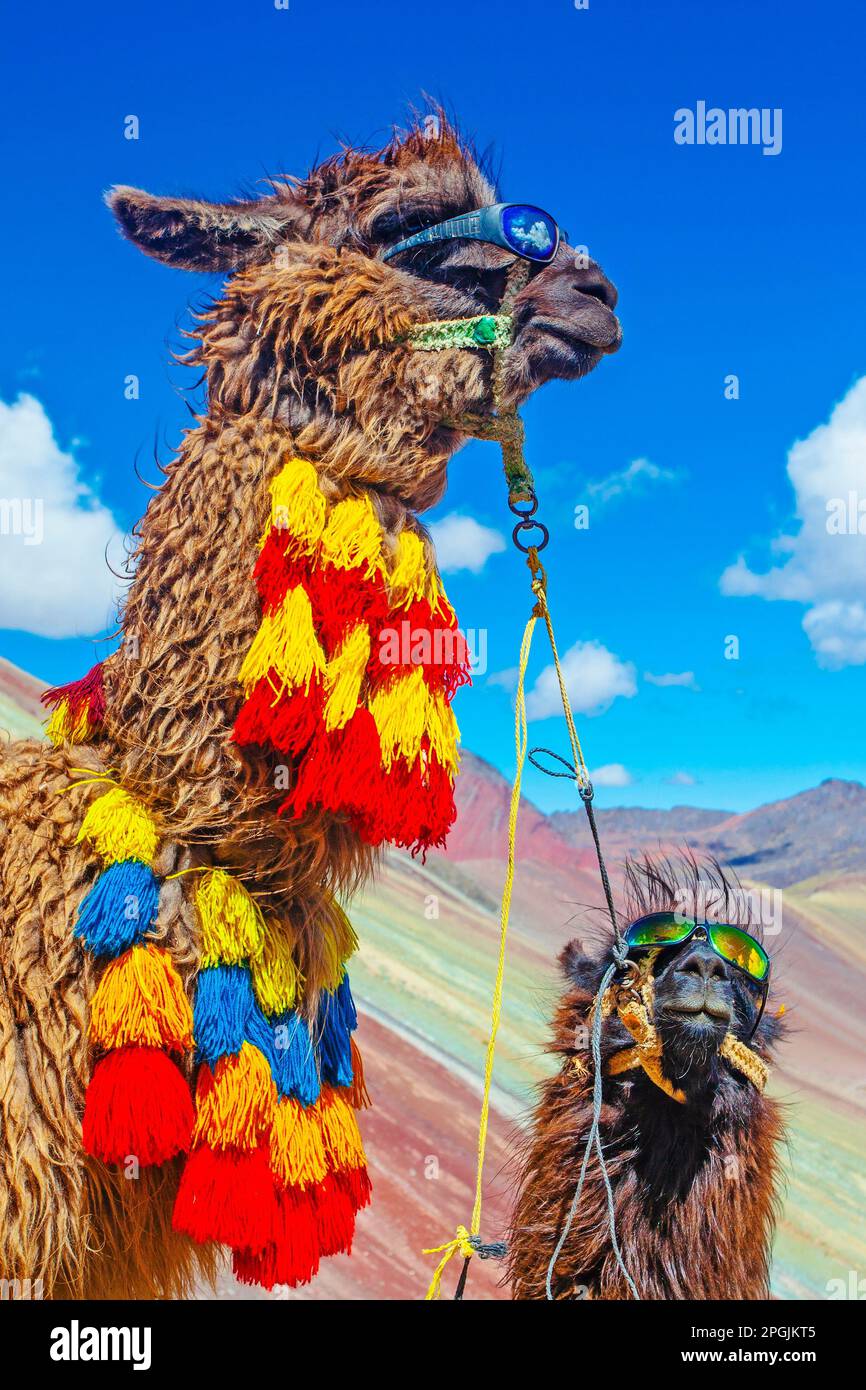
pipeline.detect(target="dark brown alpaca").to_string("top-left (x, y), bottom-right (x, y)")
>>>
top-left (0, 116), bottom-right (620, 1298)
top-left (508, 856), bottom-right (785, 1300)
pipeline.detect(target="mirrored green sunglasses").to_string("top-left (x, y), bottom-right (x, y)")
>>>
top-left (625, 912), bottom-right (771, 1037)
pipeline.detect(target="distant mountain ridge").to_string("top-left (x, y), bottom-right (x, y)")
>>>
top-left (2, 659), bottom-right (863, 888)
top-left (549, 777), bottom-right (866, 887)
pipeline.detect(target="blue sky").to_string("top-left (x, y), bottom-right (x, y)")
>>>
top-left (1, 0), bottom-right (864, 814)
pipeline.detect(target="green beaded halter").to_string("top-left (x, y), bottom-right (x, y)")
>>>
top-left (402, 312), bottom-right (513, 352)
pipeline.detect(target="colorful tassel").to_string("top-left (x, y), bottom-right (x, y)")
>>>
top-left (194, 965), bottom-right (256, 1065)
top-left (233, 451), bottom-right (467, 857)
top-left (75, 783), bottom-right (195, 1172)
top-left (322, 623), bottom-right (372, 731)
top-left (43, 662), bottom-right (106, 745)
top-left (269, 1097), bottom-right (329, 1189)
top-left (231, 1186), bottom-right (320, 1289)
top-left (89, 943), bottom-right (194, 1053)
top-left (271, 1010), bottom-right (320, 1105)
top-left (346, 1038), bottom-right (372, 1110)
top-left (238, 586), bottom-right (326, 696)
top-left (75, 860), bottom-right (159, 956)
top-left (192, 1042), bottom-right (278, 1151)
top-left (83, 1046), bottom-right (194, 1166)
top-left (267, 456), bottom-right (327, 553)
top-left (250, 916), bottom-right (301, 1016)
top-left (173, 1143), bottom-right (281, 1254)
top-left (319, 494), bottom-right (383, 578)
top-left (77, 786), bottom-right (159, 866)
top-left (196, 869), bottom-right (266, 968)
top-left (318, 976), bottom-right (356, 1089)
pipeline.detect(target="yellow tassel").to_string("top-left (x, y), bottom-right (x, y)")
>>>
top-left (238, 586), bottom-right (326, 695)
top-left (388, 530), bottom-right (428, 609)
top-left (318, 899), bottom-right (359, 992)
top-left (77, 786), bottom-right (159, 866)
top-left (388, 529), bottom-right (447, 615)
top-left (368, 667), bottom-right (430, 770)
top-left (192, 1041), bottom-right (277, 1151)
top-left (270, 1097), bottom-right (329, 1189)
top-left (196, 869), bottom-right (266, 968)
top-left (317, 1086), bottom-right (367, 1172)
top-left (89, 943), bottom-right (193, 1053)
top-left (323, 623), bottom-right (371, 731)
top-left (251, 917), bottom-right (301, 1016)
top-left (46, 698), bottom-right (95, 746)
top-left (424, 690), bottom-right (461, 777)
top-left (267, 456), bottom-right (327, 553)
top-left (320, 495), bottom-right (384, 579)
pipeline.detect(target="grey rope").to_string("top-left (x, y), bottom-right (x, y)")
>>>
top-left (529, 746), bottom-right (640, 1301)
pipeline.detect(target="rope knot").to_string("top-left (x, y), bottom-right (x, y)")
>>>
top-left (423, 1224), bottom-right (476, 1300)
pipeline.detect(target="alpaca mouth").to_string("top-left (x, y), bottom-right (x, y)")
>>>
top-left (533, 309), bottom-right (622, 354)
top-left (665, 1003), bottom-right (731, 1026)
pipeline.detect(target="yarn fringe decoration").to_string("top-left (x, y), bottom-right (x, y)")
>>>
top-left (43, 661), bottom-right (106, 745)
top-left (232, 453), bottom-right (472, 856)
top-left (174, 868), bottom-right (371, 1289)
top-left (75, 783), bottom-right (194, 1167)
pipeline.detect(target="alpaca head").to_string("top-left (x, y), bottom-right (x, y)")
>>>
top-left (563, 854), bottom-right (782, 1108)
top-left (106, 115), bottom-right (620, 511)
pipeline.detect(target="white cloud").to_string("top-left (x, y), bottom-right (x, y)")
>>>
top-left (666, 771), bottom-right (697, 787)
top-left (585, 456), bottom-right (679, 506)
top-left (525, 639), bottom-right (637, 720)
top-left (0, 394), bottom-right (125, 638)
top-left (720, 374), bottom-right (866, 668)
top-left (486, 665), bottom-right (518, 692)
top-left (429, 513), bottom-right (506, 574)
top-left (645, 670), bottom-right (699, 690)
top-left (591, 762), bottom-right (633, 788)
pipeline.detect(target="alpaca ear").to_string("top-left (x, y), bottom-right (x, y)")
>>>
top-left (105, 186), bottom-right (309, 272)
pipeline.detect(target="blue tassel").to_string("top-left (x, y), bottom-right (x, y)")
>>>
top-left (333, 973), bottom-right (358, 1032)
top-left (74, 860), bottom-right (158, 956)
top-left (194, 965), bottom-right (255, 1065)
top-left (318, 979), bottom-right (355, 1089)
top-left (271, 1010), bottom-right (321, 1107)
top-left (244, 999), bottom-right (279, 1074)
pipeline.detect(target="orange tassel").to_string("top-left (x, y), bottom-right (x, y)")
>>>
top-left (88, 944), bottom-right (193, 1053)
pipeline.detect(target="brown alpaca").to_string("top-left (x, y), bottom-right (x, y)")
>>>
top-left (0, 116), bottom-right (620, 1298)
top-left (508, 856), bottom-right (785, 1300)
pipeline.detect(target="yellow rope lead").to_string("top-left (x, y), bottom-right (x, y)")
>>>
top-left (422, 555), bottom-right (592, 1299)
top-left (423, 591), bottom-right (538, 1299)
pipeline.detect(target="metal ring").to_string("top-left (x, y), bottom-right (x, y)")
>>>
top-left (512, 519), bottom-right (549, 553)
top-left (508, 492), bottom-right (538, 519)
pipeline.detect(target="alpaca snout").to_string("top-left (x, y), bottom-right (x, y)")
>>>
top-left (657, 943), bottom-right (735, 1025)
top-left (516, 245), bottom-right (622, 354)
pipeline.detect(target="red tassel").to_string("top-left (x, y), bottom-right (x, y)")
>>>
top-left (233, 674), bottom-right (323, 755)
top-left (172, 1143), bottom-right (280, 1254)
top-left (314, 1172), bottom-right (358, 1258)
top-left (232, 1186), bottom-right (321, 1290)
top-left (41, 661), bottom-right (107, 735)
top-left (82, 1046), bottom-right (193, 1167)
top-left (367, 597), bottom-right (473, 699)
top-left (253, 533), bottom-right (310, 613)
top-left (353, 750), bottom-right (456, 856)
top-left (307, 560), bottom-right (390, 655)
top-left (339, 1166), bottom-right (373, 1215)
top-left (281, 707), bottom-right (386, 822)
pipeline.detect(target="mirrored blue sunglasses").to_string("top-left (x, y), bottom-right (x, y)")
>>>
top-left (382, 202), bottom-right (561, 265)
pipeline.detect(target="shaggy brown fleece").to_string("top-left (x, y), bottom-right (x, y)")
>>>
top-left (0, 114), bottom-right (621, 1298)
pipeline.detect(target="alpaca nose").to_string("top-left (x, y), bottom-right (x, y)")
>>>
top-left (675, 943), bottom-right (728, 985)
